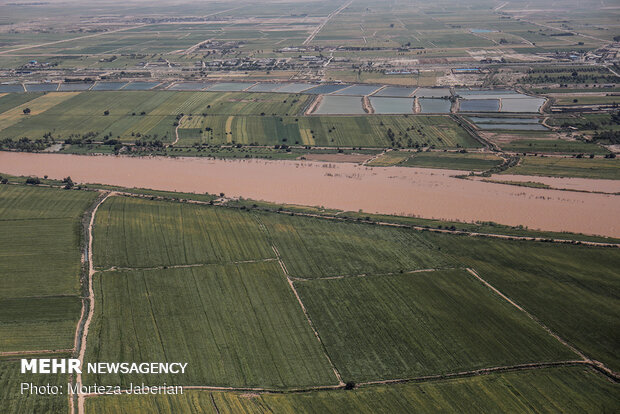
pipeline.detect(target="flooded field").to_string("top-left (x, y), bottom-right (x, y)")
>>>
top-left (419, 98), bottom-right (452, 114)
top-left (314, 95), bottom-right (365, 114)
top-left (333, 85), bottom-right (382, 96)
top-left (415, 88), bottom-right (451, 98)
top-left (247, 83), bottom-right (287, 92)
top-left (460, 99), bottom-right (500, 112)
top-left (205, 82), bottom-right (254, 92)
top-left (373, 86), bottom-right (416, 97)
top-left (91, 82), bottom-right (128, 91)
top-left (24, 83), bottom-right (58, 92)
top-left (1, 152), bottom-right (618, 237)
top-left (0, 84), bottom-right (24, 93)
top-left (501, 97), bottom-right (546, 113)
top-left (369, 97), bottom-right (414, 114)
top-left (169, 82), bottom-right (212, 91)
top-left (304, 84), bottom-right (349, 94)
top-left (122, 82), bottom-right (160, 90)
top-left (484, 174), bottom-right (620, 194)
top-left (273, 83), bottom-right (316, 93)
top-left (58, 83), bottom-right (93, 91)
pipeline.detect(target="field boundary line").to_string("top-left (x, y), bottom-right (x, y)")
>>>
top-left (303, 0), bottom-right (354, 45)
top-left (107, 191), bottom-right (620, 247)
top-left (80, 360), bottom-right (600, 399)
top-left (71, 192), bottom-right (113, 414)
top-left (290, 267), bottom-right (462, 281)
top-left (465, 268), bottom-right (619, 382)
top-left (0, 349), bottom-right (73, 357)
top-left (97, 258), bottom-right (277, 273)
top-left (252, 213), bottom-right (344, 386)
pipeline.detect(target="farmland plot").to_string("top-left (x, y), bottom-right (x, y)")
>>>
top-left (295, 270), bottom-right (576, 382)
top-left (93, 197), bottom-right (275, 269)
top-left (85, 366), bottom-right (619, 414)
top-left (0, 185), bottom-right (96, 351)
top-left (84, 263), bottom-right (338, 388)
top-left (426, 233), bottom-right (620, 373)
top-left (258, 212), bottom-right (454, 278)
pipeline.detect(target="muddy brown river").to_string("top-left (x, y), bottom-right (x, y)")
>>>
top-left (1, 152), bottom-right (619, 237)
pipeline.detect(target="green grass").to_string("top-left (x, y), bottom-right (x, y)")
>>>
top-left (426, 233), bottom-right (620, 373)
top-left (383, 151), bottom-right (504, 171)
top-left (504, 156), bottom-right (620, 180)
top-left (179, 114), bottom-right (478, 148)
top-left (0, 185), bottom-right (96, 351)
top-left (85, 366), bottom-right (619, 413)
top-left (295, 270), bottom-right (576, 382)
top-left (93, 197), bottom-right (275, 269)
top-left (0, 91), bottom-right (311, 142)
top-left (0, 360), bottom-right (69, 414)
top-left (554, 95), bottom-right (620, 106)
top-left (258, 212), bottom-right (453, 278)
top-left (84, 263), bottom-right (338, 388)
top-left (500, 139), bottom-right (609, 154)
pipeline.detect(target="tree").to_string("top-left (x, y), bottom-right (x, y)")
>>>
top-left (63, 176), bottom-right (75, 189)
top-left (23, 108), bottom-right (31, 115)
top-left (103, 110), bottom-right (110, 116)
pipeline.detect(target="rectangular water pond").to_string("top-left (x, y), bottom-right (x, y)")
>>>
top-left (122, 82), bottom-right (161, 90)
top-left (91, 82), bottom-right (128, 91)
top-left (314, 96), bottom-right (365, 115)
top-left (419, 98), bottom-right (452, 114)
top-left (303, 84), bottom-right (350, 95)
top-left (205, 82), bottom-right (255, 92)
top-left (373, 86), bottom-right (416, 97)
top-left (369, 97), bottom-right (414, 114)
top-left (275, 83), bottom-right (317, 93)
top-left (455, 89), bottom-right (519, 100)
top-left (332, 84), bottom-right (382, 96)
top-left (414, 88), bottom-right (451, 98)
top-left (460, 99), bottom-right (500, 112)
top-left (58, 83), bottom-right (93, 91)
top-left (0, 84), bottom-right (25, 93)
top-left (24, 83), bottom-right (59, 92)
top-left (500, 98), bottom-right (546, 113)
top-left (247, 83), bottom-right (288, 92)
top-left (169, 82), bottom-right (212, 91)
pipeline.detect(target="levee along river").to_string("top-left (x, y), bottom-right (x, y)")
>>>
top-left (1, 152), bottom-right (619, 238)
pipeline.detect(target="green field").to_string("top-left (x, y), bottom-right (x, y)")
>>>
top-left (257, 212), bottom-right (453, 278)
top-left (425, 233), bottom-right (620, 373)
top-left (0, 360), bottom-right (70, 413)
top-left (0, 185), bottom-right (96, 351)
top-left (295, 270), bottom-right (575, 382)
top-left (0, 91), bottom-right (312, 142)
top-left (85, 262), bottom-right (338, 388)
top-left (93, 196), bottom-right (274, 269)
top-left (178, 114), bottom-right (478, 148)
top-left (554, 95), bottom-right (620, 106)
top-left (369, 151), bottom-right (503, 171)
top-left (500, 139), bottom-right (609, 155)
top-left (504, 156), bottom-right (620, 180)
top-left (85, 366), bottom-right (619, 413)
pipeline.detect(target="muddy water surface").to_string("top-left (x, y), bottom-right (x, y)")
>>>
top-left (1, 152), bottom-right (618, 237)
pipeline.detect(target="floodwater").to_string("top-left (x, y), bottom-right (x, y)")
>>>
top-left (369, 97), bottom-right (414, 114)
top-left (460, 99), bottom-right (500, 112)
top-left (92, 82), bottom-right (128, 91)
top-left (24, 83), bottom-right (59, 92)
top-left (332, 85), bottom-right (381, 96)
top-left (122, 82), bottom-right (161, 90)
top-left (415, 88), bottom-right (451, 98)
top-left (374, 86), bottom-right (416, 97)
top-left (314, 96), bottom-right (365, 114)
top-left (419, 98), bottom-right (452, 114)
top-left (500, 97), bottom-right (546, 113)
top-left (475, 123), bottom-right (548, 131)
top-left (1, 152), bottom-right (619, 237)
